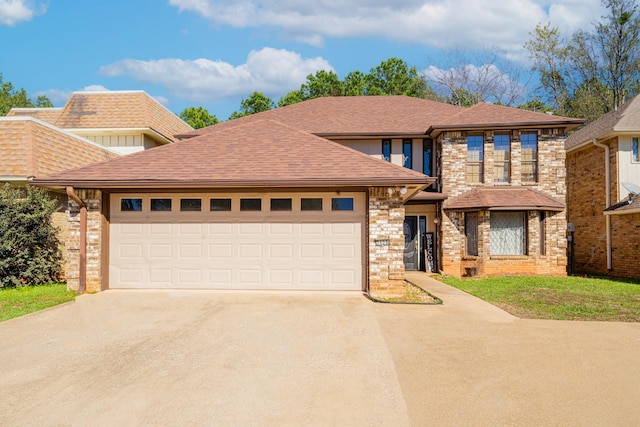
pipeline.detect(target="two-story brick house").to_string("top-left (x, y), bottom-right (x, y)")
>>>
top-left (565, 95), bottom-right (640, 278)
top-left (33, 96), bottom-right (583, 295)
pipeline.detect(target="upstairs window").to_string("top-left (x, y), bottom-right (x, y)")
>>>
top-left (382, 139), bottom-right (391, 162)
top-left (633, 138), bottom-right (639, 162)
top-left (423, 139), bottom-right (433, 176)
top-left (403, 139), bottom-right (413, 169)
top-left (521, 132), bottom-right (538, 182)
top-left (466, 134), bottom-right (484, 183)
top-left (493, 134), bottom-right (511, 183)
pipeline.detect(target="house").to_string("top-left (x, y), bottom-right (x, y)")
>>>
top-left (1, 90), bottom-right (192, 276)
top-left (565, 96), bottom-right (640, 278)
top-left (32, 96), bottom-right (583, 295)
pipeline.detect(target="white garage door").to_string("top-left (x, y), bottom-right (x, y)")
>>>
top-left (109, 192), bottom-right (365, 290)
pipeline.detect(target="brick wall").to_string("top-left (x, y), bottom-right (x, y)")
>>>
top-left (440, 129), bottom-right (568, 277)
top-left (567, 138), bottom-right (640, 278)
top-left (66, 189), bottom-right (104, 292)
top-left (368, 187), bottom-right (405, 295)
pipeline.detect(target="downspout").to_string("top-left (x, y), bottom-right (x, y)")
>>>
top-left (592, 140), bottom-right (612, 270)
top-left (66, 186), bottom-right (87, 292)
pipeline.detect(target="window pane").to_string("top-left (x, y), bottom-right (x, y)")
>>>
top-left (210, 198), bottom-right (231, 211)
top-left (331, 197), bottom-right (354, 211)
top-left (467, 135), bottom-right (484, 183)
top-left (180, 198), bottom-right (201, 212)
top-left (121, 198), bottom-right (142, 212)
top-left (633, 138), bottom-right (639, 162)
top-left (521, 133), bottom-right (538, 181)
top-left (301, 198), bottom-right (323, 211)
top-left (240, 198), bottom-right (261, 211)
top-left (539, 212), bottom-right (546, 255)
top-left (270, 198), bottom-right (292, 211)
top-left (490, 212), bottom-right (526, 255)
top-left (403, 139), bottom-right (413, 168)
top-left (423, 139), bottom-right (432, 176)
top-left (493, 134), bottom-right (510, 183)
top-left (382, 140), bottom-right (391, 162)
top-left (150, 198), bottom-right (172, 211)
top-left (465, 212), bottom-right (478, 256)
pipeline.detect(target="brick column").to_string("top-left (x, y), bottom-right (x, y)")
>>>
top-left (368, 187), bottom-right (405, 295)
top-left (66, 189), bottom-right (103, 292)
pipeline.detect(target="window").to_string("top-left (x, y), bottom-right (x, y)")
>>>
top-left (493, 134), bottom-right (510, 183)
top-left (301, 198), bottom-right (323, 211)
top-left (180, 198), bottom-right (201, 212)
top-left (465, 212), bottom-right (478, 256)
top-left (150, 198), bottom-right (172, 212)
top-left (382, 139), bottom-right (391, 162)
top-left (423, 139), bottom-right (432, 176)
top-left (121, 198), bottom-right (142, 212)
top-left (270, 198), bottom-right (292, 211)
top-left (467, 135), bottom-right (484, 183)
top-left (403, 139), bottom-right (413, 169)
top-left (210, 198), bottom-right (231, 211)
top-left (539, 212), bottom-right (546, 255)
top-left (240, 198), bottom-right (261, 211)
top-left (521, 133), bottom-right (538, 181)
top-left (633, 138), bottom-right (639, 162)
top-left (490, 212), bottom-right (527, 255)
top-left (331, 197), bottom-right (354, 211)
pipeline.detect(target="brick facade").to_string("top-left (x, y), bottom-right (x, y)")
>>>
top-left (567, 138), bottom-right (640, 278)
top-left (440, 130), bottom-right (568, 277)
top-left (368, 187), bottom-right (405, 295)
top-left (65, 189), bottom-right (104, 292)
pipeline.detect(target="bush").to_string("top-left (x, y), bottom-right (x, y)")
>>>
top-left (0, 184), bottom-right (62, 288)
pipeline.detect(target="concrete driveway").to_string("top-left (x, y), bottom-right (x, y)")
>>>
top-left (1, 275), bottom-right (639, 426)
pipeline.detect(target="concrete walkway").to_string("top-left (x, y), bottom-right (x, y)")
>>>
top-left (1, 277), bottom-right (639, 426)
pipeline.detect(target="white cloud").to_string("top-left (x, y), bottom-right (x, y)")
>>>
top-left (35, 85), bottom-right (110, 106)
top-left (0, 0), bottom-right (46, 26)
top-left (81, 85), bottom-right (109, 92)
top-left (168, 0), bottom-right (606, 59)
top-left (98, 47), bottom-right (334, 102)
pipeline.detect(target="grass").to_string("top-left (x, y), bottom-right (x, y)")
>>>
top-left (0, 284), bottom-right (76, 322)
top-left (439, 275), bottom-right (640, 321)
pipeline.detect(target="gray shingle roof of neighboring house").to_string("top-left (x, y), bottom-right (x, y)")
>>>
top-left (444, 187), bottom-right (565, 211)
top-left (565, 95), bottom-right (640, 151)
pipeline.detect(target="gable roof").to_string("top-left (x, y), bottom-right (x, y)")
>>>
top-left (33, 119), bottom-right (432, 191)
top-left (0, 117), bottom-right (119, 179)
top-left (565, 95), bottom-right (640, 151)
top-left (427, 103), bottom-right (584, 135)
top-left (179, 96), bottom-right (466, 138)
top-left (444, 187), bottom-right (565, 211)
top-left (21, 91), bottom-right (193, 144)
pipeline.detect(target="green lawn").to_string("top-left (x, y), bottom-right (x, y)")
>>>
top-left (0, 284), bottom-right (76, 322)
top-left (439, 275), bottom-right (640, 322)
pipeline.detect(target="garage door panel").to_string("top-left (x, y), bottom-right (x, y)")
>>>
top-left (110, 193), bottom-right (364, 290)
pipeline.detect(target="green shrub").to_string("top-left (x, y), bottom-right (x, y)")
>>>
top-left (0, 184), bottom-right (62, 288)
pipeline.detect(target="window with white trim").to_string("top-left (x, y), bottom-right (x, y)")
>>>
top-left (633, 138), bottom-right (639, 162)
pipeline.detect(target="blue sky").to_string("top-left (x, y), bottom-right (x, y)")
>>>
top-left (1, 0), bottom-right (605, 120)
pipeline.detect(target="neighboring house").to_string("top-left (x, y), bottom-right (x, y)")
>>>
top-left (33, 96), bottom-right (583, 295)
top-left (565, 96), bottom-right (640, 278)
top-left (7, 90), bottom-right (192, 155)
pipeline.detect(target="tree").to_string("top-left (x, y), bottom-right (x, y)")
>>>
top-left (277, 90), bottom-right (304, 107)
top-left (0, 185), bottom-right (62, 288)
top-left (229, 92), bottom-right (274, 119)
top-left (525, 0), bottom-right (640, 121)
top-left (343, 70), bottom-right (368, 96)
top-left (426, 50), bottom-right (527, 106)
top-left (300, 70), bottom-right (343, 99)
top-left (517, 99), bottom-right (556, 114)
top-left (365, 57), bottom-right (433, 98)
top-left (0, 74), bottom-right (53, 116)
top-left (179, 106), bottom-right (219, 129)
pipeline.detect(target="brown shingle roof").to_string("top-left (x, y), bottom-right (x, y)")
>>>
top-left (180, 96), bottom-right (466, 138)
top-left (6, 108), bottom-right (63, 124)
top-left (565, 95), bottom-right (640, 151)
top-left (604, 194), bottom-right (640, 214)
top-left (444, 187), bottom-right (565, 211)
top-left (33, 119), bottom-right (432, 190)
top-left (428, 103), bottom-right (584, 134)
top-left (0, 117), bottom-right (119, 178)
top-left (53, 91), bottom-right (192, 143)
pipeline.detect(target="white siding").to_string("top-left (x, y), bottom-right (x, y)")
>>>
top-left (618, 136), bottom-right (640, 199)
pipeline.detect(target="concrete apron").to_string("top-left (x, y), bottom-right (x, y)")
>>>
top-left (0, 291), bottom-right (410, 426)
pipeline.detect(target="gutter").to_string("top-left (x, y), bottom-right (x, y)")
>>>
top-left (592, 140), bottom-right (612, 270)
top-left (66, 186), bottom-right (87, 293)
